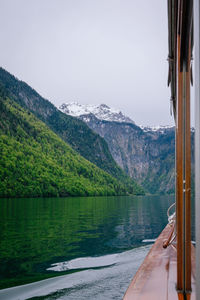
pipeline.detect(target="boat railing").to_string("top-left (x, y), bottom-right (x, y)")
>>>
top-left (163, 202), bottom-right (176, 249)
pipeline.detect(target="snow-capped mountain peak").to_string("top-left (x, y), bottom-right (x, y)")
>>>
top-left (59, 102), bottom-right (135, 124)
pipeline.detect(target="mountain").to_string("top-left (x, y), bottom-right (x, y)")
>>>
top-left (0, 67), bottom-right (144, 195)
top-left (59, 102), bottom-right (135, 124)
top-left (0, 95), bottom-right (144, 197)
top-left (59, 102), bottom-right (180, 194)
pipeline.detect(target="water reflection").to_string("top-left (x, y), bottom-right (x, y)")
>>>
top-left (0, 195), bottom-right (174, 288)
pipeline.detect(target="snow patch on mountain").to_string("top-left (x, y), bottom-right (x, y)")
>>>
top-left (139, 125), bottom-right (175, 134)
top-left (59, 102), bottom-right (135, 124)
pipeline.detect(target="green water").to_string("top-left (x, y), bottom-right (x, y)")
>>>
top-left (0, 195), bottom-right (174, 289)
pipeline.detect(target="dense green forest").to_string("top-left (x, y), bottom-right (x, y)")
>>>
top-left (0, 95), bottom-right (144, 197)
top-left (0, 67), bottom-right (140, 190)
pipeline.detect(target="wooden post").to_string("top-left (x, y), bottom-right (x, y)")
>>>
top-left (176, 18), bottom-right (192, 297)
top-left (184, 48), bottom-right (191, 294)
top-left (194, 0), bottom-right (200, 299)
top-left (176, 34), bottom-right (184, 292)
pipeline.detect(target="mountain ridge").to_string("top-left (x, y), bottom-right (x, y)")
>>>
top-left (59, 101), bottom-right (178, 194)
top-left (0, 67), bottom-right (144, 195)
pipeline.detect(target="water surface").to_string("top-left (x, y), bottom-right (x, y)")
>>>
top-left (0, 195), bottom-right (174, 299)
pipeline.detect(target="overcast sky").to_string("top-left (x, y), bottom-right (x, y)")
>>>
top-left (0, 0), bottom-right (176, 126)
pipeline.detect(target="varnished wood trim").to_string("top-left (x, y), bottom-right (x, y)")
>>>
top-left (176, 34), bottom-right (184, 291)
top-left (123, 225), bottom-right (195, 299)
top-left (185, 45), bottom-right (191, 292)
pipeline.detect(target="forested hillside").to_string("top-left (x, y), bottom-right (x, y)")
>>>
top-left (0, 67), bottom-right (141, 190)
top-left (0, 95), bottom-right (144, 197)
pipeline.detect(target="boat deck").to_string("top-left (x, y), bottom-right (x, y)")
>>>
top-left (123, 225), bottom-right (196, 300)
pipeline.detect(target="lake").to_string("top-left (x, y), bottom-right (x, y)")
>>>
top-left (0, 195), bottom-right (177, 299)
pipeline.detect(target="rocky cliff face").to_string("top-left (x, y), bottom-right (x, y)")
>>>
top-left (59, 102), bottom-right (179, 194)
top-left (79, 114), bottom-right (176, 194)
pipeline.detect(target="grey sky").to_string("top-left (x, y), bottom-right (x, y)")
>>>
top-left (0, 0), bottom-right (176, 126)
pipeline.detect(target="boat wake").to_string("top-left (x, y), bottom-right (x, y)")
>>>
top-left (47, 253), bottom-right (121, 271)
top-left (0, 245), bottom-right (151, 300)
